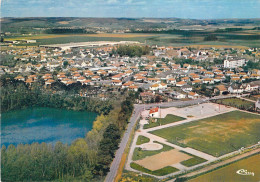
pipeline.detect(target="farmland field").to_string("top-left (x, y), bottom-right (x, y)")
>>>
top-left (150, 111), bottom-right (260, 157)
top-left (188, 154), bottom-right (260, 182)
top-left (4, 32), bottom-right (260, 48)
top-left (5, 33), bottom-right (155, 41)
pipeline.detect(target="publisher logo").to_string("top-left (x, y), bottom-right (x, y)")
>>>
top-left (236, 169), bottom-right (254, 176)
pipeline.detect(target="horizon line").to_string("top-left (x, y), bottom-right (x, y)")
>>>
top-left (1, 16), bottom-right (260, 21)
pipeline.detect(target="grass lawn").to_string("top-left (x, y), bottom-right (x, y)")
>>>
top-left (143, 114), bottom-right (185, 129)
top-left (214, 98), bottom-right (255, 110)
top-left (136, 135), bottom-right (150, 145)
top-left (188, 154), bottom-right (260, 182)
top-left (130, 162), bottom-right (179, 176)
top-left (180, 151), bottom-right (207, 167)
top-left (150, 111), bottom-right (260, 157)
top-left (132, 142), bottom-right (173, 161)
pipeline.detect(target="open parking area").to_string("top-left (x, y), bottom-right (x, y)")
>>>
top-left (159, 103), bottom-right (234, 119)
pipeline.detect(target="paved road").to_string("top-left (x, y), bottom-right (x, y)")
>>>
top-left (104, 105), bottom-right (143, 182)
top-left (104, 94), bottom-right (249, 182)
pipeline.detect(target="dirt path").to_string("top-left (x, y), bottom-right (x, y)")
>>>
top-left (166, 148), bottom-right (260, 182)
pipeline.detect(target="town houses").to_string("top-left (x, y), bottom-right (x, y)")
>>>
top-left (1, 44), bottom-right (260, 103)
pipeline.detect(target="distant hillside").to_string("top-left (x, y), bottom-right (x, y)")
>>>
top-left (1, 17), bottom-right (260, 34)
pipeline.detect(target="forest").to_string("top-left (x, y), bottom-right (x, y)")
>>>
top-left (0, 77), bottom-right (113, 114)
top-left (114, 45), bottom-right (151, 57)
top-left (1, 76), bottom-right (135, 181)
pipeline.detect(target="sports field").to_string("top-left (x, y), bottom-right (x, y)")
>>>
top-left (188, 154), bottom-right (260, 182)
top-left (151, 111), bottom-right (260, 157)
top-left (135, 149), bottom-right (191, 171)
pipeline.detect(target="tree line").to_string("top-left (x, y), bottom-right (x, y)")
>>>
top-left (44, 28), bottom-right (96, 34)
top-left (0, 77), bottom-right (112, 115)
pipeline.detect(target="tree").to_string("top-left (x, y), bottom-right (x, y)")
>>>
top-left (155, 95), bottom-right (161, 103)
top-left (95, 124), bottom-right (120, 175)
top-left (204, 34), bottom-right (218, 41)
top-left (201, 84), bottom-right (207, 92)
top-left (63, 61), bottom-right (69, 68)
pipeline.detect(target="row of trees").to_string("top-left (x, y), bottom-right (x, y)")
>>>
top-left (44, 28), bottom-right (95, 34)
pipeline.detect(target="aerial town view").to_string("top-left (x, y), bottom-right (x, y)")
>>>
top-left (1, 0), bottom-right (260, 182)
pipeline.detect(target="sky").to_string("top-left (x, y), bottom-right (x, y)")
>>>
top-left (1, 0), bottom-right (260, 19)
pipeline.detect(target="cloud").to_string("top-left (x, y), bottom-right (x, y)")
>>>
top-left (107, 0), bottom-right (118, 4)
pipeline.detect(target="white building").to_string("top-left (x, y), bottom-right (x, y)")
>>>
top-left (224, 58), bottom-right (246, 68)
top-left (228, 83), bottom-right (244, 94)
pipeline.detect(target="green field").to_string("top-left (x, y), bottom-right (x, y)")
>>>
top-left (180, 151), bottom-right (207, 167)
top-left (214, 98), bottom-right (255, 110)
top-left (5, 32), bottom-right (260, 47)
top-left (150, 111), bottom-right (260, 157)
top-left (188, 154), bottom-right (260, 182)
top-left (130, 162), bottom-right (179, 176)
top-left (133, 142), bottom-right (173, 161)
top-left (144, 114), bottom-right (185, 129)
top-left (136, 135), bottom-right (150, 145)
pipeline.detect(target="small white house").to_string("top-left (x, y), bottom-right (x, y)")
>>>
top-left (228, 83), bottom-right (244, 94)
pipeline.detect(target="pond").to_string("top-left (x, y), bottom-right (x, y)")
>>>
top-left (1, 108), bottom-right (97, 146)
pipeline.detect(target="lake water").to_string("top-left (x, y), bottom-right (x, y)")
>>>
top-left (1, 108), bottom-right (97, 147)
